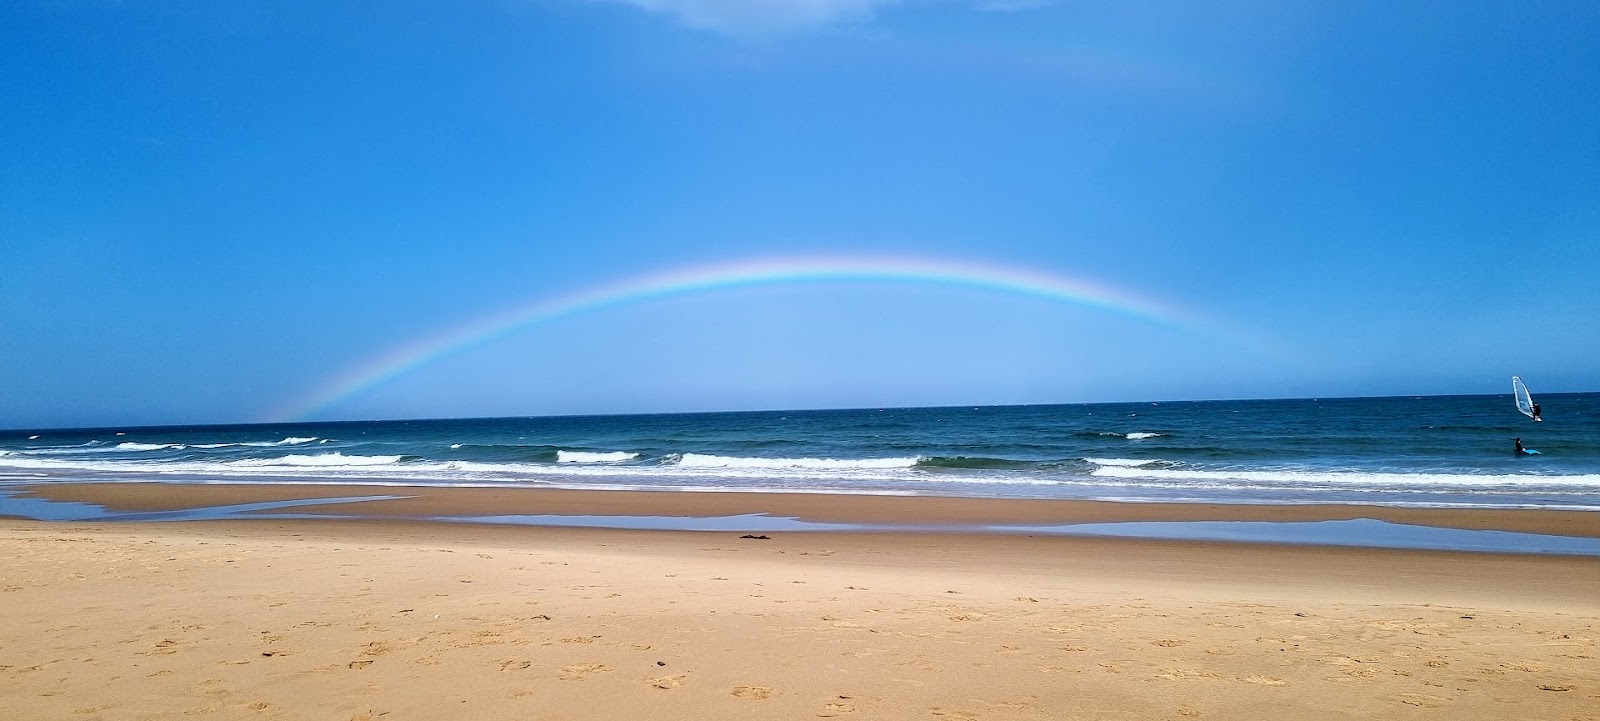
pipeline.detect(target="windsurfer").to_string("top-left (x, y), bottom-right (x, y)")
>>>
top-left (1531, 402), bottom-right (1542, 421)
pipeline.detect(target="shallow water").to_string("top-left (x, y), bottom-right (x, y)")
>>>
top-left (2, 491), bottom-right (1595, 557)
top-left (0, 492), bottom-right (406, 522)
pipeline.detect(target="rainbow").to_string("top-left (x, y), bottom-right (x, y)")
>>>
top-left (269, 256), bottom-right (1222, 421)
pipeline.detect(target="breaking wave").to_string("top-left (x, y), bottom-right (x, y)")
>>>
top-left (229, 453), bottom-right (407, 467)
top-left (1084, 457), bottom-right (1164, 467)
top-left (557, 451), bottom-right (640, 463)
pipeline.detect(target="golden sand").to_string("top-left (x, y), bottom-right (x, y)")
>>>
top-left (0, 486), bottom-right (1595, 720)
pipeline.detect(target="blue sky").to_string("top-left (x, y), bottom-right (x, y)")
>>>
top-left (2, 0), bottom-right (1596, 429)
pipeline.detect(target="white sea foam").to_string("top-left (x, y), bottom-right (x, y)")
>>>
top-left (116, 442), bottom-right (186, 451)
top-left (1084, 457), bottom-right (1163, 467)
top-left (11, 443), bottom-right (120, 456)
top-left (674, 453), bottom-right (921, 470)
top-left (5, 447), bottom-right (1596, 495)
top-left (557, 451), bottom-right (640, 463)
top-left (0, 454), bottom-right (904, 481)
top-left (908, 475), bottom-right (1067, 485)
top-left (450, 444), bottom-right (463, 449)
top-left (1090, 465), bottom-right (1600, 488)
top-left (229, 453), bottom-right (404, 467)
top-left (1125, 432), bottom-right (1162, 440)
top-left (5, 448), bottom-right (1600, 505)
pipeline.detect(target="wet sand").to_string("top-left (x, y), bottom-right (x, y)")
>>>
top-left (0, 486), bottom-right (1596, 720)
top-left (15, 482), bottom-right (1600, 537)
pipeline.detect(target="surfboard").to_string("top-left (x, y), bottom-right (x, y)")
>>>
top-left (1512, 376), bottom-right (1537, 420)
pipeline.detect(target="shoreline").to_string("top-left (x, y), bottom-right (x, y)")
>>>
top-left (8, 481), bottom-right (1600, 539)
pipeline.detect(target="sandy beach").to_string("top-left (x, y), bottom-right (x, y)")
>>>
top-left (1, 486), bottom-right (1596, 720)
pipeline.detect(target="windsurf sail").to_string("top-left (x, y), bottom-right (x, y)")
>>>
top-left (1512, 376), bottom-right (1535, 419)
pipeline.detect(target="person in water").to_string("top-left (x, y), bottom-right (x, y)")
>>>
top-left (1531, 402), bottom-right (1542, 421)
top-left (1515, 437), bottom-right (1531, 455)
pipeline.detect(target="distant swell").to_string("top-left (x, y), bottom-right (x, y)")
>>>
top-left (673, 454), bottom-right (919, 470)
top-left (443, 444), bottom-right (562, 462)
top-left (916, 456), bottom-right (1033, 470)
top-left (194, 437), bottom-right (321, 449)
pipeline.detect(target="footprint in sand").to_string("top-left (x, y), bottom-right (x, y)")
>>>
top-left (1153, 639), bottom-right (1187, 648)
top-left (817, 701), bottom-right (857, 717)
top-left (1239, 675), bottom-right (1287, 686)
top-left (560, 663), bottom-right (613, 680)
top-left (1156, 668), bottom-right (1220, 680)
top-left (360, 642), bottom-right (391, 657)
top-left (148, 639), bottom-right (180, 655)
top-left (646, 674), bottom-right (687, 689)
top-left (1398, 693), bottom-right (1448, 707)
top-left (732, 685), bottom-right (771, 700)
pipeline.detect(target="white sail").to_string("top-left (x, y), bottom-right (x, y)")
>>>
top-left (1512, 376), bottom-right (1534, 419)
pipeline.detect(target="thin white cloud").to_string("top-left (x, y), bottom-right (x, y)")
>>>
top-left (594, 0), bottom-right (1050, 35)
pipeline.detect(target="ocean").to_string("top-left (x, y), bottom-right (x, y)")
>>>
top-left (2, 394), bottom-right (1597, 511)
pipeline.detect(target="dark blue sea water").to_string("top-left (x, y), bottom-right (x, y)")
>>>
top-left (3, 394), bottom-right (1597, 510)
